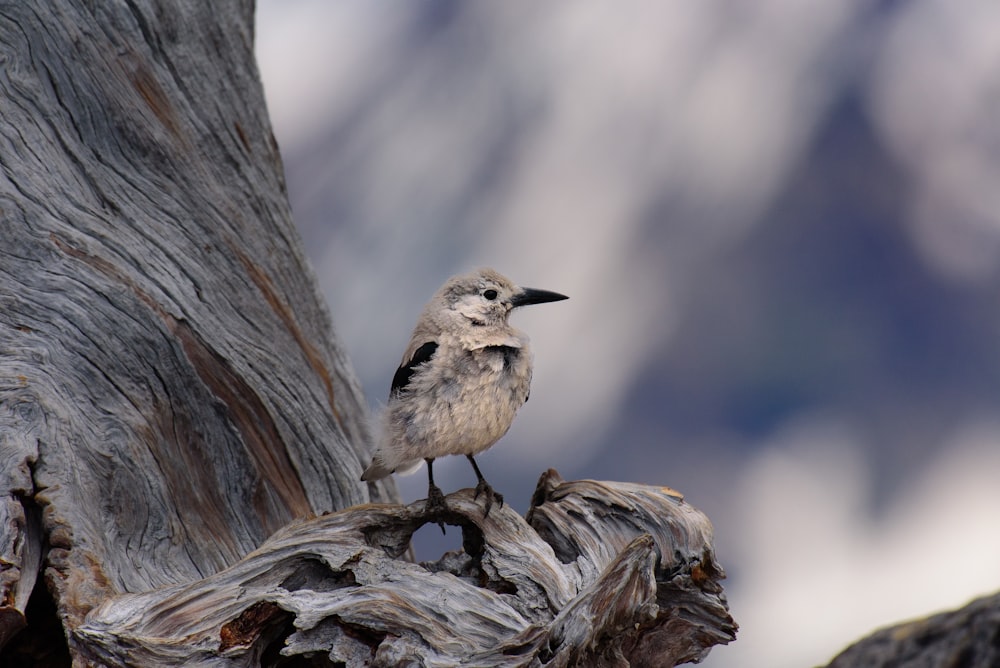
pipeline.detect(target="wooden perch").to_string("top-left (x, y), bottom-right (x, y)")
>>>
top-left (74, 470), bottom-right (735, 666)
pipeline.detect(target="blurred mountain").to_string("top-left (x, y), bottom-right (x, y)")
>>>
top-left (606, 84), bottom-right (1000, 508)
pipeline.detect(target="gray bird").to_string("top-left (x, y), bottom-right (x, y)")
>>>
top-left (361, 268), bottom-right (567, 520)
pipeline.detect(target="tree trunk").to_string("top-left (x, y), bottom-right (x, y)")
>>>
top-left (1, 0), bottom-right (392, 657)
top-left (0, 2), bottom-right (735, 666)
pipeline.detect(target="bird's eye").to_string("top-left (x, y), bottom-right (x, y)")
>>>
top-left (483, 289), bottom-right (498, 301)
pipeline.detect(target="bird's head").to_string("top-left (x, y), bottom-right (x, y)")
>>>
top-left (436, 268), bottom-right (568, 329)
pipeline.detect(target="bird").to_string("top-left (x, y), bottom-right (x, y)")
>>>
top-left (360, 268), bottom-right (568, 523)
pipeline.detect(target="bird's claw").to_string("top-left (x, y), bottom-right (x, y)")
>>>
top-left (425, 483), bottom-right (448, 534)
top-left (474, 480), bottom-right (504, 517)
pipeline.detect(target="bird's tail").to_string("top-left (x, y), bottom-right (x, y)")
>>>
top-left (360, 458), bottom-right (391, 481)
top-left (360, 456), bottom-right (424, 481)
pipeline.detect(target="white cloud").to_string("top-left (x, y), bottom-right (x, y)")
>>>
top-left (704, 417), bottom-right (1000, 668)
top-left (869, 0), bottom-right (1000, 283)
top-left (255, 1), bottom-right (415, 150)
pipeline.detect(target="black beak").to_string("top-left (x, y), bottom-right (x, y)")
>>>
top-left (510, 287), bottom-right (569, 308)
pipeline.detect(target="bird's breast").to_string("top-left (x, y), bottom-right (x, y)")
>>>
top-left (389, 343), bottom-right (532, 456)
top-left (454, 345), bottom-right (530, 408)
top-left (480, 344), bottom-right (519, 374)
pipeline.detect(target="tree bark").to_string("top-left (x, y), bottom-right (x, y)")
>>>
top-left (0, 0), bottom-right (393, 659)
top-left (0, 2), bottom-right (736, 666)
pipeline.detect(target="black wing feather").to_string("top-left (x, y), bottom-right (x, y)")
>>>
top-left (390, 341), bottom-right (438, 397)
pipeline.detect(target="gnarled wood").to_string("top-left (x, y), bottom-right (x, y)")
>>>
top-left (74, 471), bottom-right (735, 666)
top-left (0, 0), bottom-right (394, 658)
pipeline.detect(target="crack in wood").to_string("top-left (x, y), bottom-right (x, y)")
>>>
top-left (230, 241), bottom-right (344, 429)
top-left (48, 232), bottom-right (313, 528)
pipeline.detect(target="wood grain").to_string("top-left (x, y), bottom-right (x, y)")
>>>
top-left (75, 472), bottom-right (736, 666)
top-left (0, 0), bottom-right (393, 653)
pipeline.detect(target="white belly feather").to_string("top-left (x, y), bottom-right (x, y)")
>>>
top-left (382, 344), bottom-right (532, 467)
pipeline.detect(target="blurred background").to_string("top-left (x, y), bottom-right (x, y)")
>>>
top-left (254, 2), bottom-right (1000, 666)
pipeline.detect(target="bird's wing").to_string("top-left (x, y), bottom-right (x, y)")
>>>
top-left (390, 341), bottom-right (438, 397)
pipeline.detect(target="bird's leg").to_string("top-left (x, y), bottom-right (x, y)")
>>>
top-left (467, 455), bottom-right (503, 517)
top-left (424, 458), bottom-right (447, 534)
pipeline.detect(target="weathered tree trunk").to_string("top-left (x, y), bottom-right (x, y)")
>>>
top-left (1, 2), bottom-right (736, 666)
top-left (0, 0), bottom-right (392, 660)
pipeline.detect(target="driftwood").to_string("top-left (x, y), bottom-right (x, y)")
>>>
top-left (824, 590), bottom-right (1000, 668)
top-left (0, 1), bottom-right (736, 665)
top-left (74, 470), bottom-right (735, 666)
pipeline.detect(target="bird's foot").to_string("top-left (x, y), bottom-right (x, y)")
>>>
top-left (425, 483), bottom-right (448, 534)
top-left (473, 479), bottom-right (504, 517)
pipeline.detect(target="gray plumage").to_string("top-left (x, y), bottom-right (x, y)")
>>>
top-left (361, 268), bottom-right (567, 516)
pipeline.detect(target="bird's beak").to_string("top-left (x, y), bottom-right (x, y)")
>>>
top-left (510, 287), bottom-right (569, 308)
